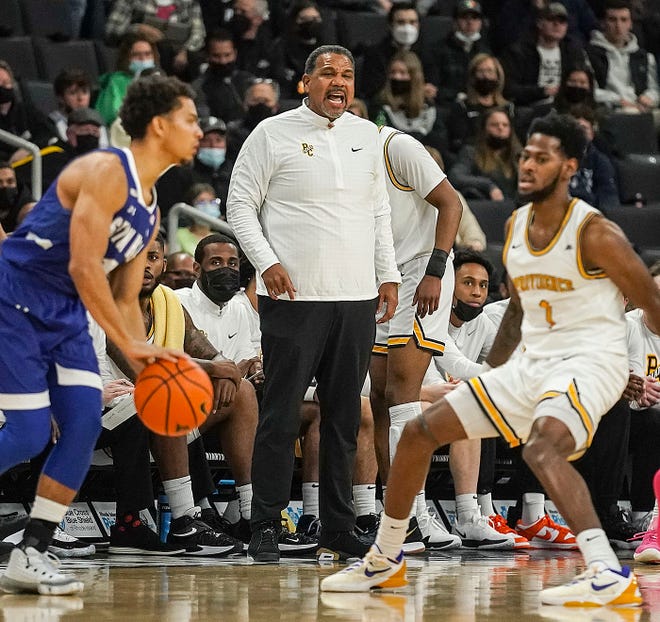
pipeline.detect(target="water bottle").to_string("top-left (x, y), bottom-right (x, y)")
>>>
top-left (158, 493), bottom-right (171, 543)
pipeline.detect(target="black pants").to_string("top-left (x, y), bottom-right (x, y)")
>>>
top-left (251, 296), bottom-right (378, 532)
top-left (576, 398), bottom-right (630, 517)
top-left (96, 416), bottom-right (153, 517)
top-left (629, 405), bottom-right (660, 511)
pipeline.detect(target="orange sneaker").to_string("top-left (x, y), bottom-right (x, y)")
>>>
top-left (516, 515), bottom-right (577, 549)
top-left (489, 514), bottom-right (530, 549)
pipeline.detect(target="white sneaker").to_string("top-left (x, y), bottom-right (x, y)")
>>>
top-left (0, 546), bottom-right (84, 595)
top-left (49, 528), bottom-right (96, 558)
top-left (416, 506), bottom-right (461, 550)
top-left (540, 564), bottom-right (642, 607)
top-left (320, 545), bottom-right (407, 592)
top-left (452, 515), bottom-right (514, 549)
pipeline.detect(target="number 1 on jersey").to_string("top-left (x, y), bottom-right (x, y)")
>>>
top-left (539, 299), bottom-right (556, 328)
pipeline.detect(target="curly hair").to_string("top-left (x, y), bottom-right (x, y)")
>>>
top-left (119, 75), bottom-right (195, 140)
top-left (528, 112), bottom-right (588, 161)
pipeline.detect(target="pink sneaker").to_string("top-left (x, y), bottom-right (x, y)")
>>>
top-left (634, 518), bottom-right (660, 564)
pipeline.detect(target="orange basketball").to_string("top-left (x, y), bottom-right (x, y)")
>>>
top-left (134, 358), bottom-right (213, 437)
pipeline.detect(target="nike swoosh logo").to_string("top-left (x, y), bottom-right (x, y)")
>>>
top-left (351, 147), bottom-right (363, 152)
top-left (364, 567), bottom-right (392, 578)
top-left (366, 485), bottom-right (376, 490)
top-left (174, 528), bottom-right (198, 537)
top-left (511, 244), bottom-right (521, 249)
top-left (591, 581), bottom-right (618, 591)
top-left (454, 529), bottom-right (466, 539)
top-left (228, 333), bottom-right (237, 339)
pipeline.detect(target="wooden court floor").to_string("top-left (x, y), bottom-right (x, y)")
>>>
top-left (2, 549), bottom-right (660, 621)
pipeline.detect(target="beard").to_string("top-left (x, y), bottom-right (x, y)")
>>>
top-left (517, 170), bottom-right (561, 204)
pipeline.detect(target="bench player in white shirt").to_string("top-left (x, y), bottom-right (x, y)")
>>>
top-left (322, 113), bottom-right (660, 607)
top-left (628, 262), bottom-right (660, 563)
top-left (368, 126), bottom-right (463, 551)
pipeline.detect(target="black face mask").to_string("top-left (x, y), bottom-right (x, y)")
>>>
top-left (230, 13), bottom-right (252, 37)
top-left (0, 86), bottom-right (15, 105)
top-left (563, 85), bottom-right (590, 103)
top-left (200, 267), bottom-right (240, 304)
top-left (209, 62), bottom-right (235, 77)
top-left (390, 79), bottom-right (411, 96)
top-left (0, 186), bottom-right (18, 209)
top-left (473, 77), bottom-right (498, 96)
top-left (453, 299), bottom-right (484, 322)
top-left (486, 134), bottom-right (509, 150)
top-left (245, 103), bottom-right (273, 129)
top-left (297, 20), bottom-right (322, 41)
top-left (73, 134), bottom-right (99, 155)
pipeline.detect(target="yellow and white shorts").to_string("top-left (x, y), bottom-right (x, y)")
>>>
top-left (373, 254), bottom-right (454, 357)
top-left (444, 352), bottom-right (628, 456)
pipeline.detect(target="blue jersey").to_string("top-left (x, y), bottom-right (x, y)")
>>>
top-left (0, 147), bottom-right (158, 297)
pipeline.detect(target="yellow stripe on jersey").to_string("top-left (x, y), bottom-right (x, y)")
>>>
top-left (413, 317), bottom-right (445, 354)
top-left (525, 198), bottom-right (578, 256)
top-left (372, 344), bottom-right (388, 356)
top-left (387, 335), bottom-right (411, 348)
top-left (576, 211), bottom-right (607, 279)
top-left (567, 380), bottom-right (594, 446)
top-left (468, 378), bottom-right (521, 447)
top-left (501, 209), bottom-right (518, 270)
top-left (383, 132), bottom-right (414, 192)
top-left (538, 390), bottom-right (562, 402)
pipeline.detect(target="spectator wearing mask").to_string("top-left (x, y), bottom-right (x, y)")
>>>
top-left (156, 115), bottom-right (233, 217)
top-left (48, 69), bottom-right (109, 148)
top-left (175, 183), bottom-right (222, 255)
top-left (95, 33), bottom-right (160, 126)
top-left (228, 0), bottom-right (274, 78)
top-left (500, 3), bottom-right (589, 108)
top-left (0, 61), bottom-right (50, 161)
top-left (586, 0), bottom-right (659, 112)
top-left (553, 65), bottom-right (598, 112)
top-left (371, 51), bottom-right (448, 158)
top-left (226, 79), bottom-right (279, 157)
top-left (13, 108), bottom-right (105, 195)
top-left (192, 29), bottom-right (256, 123)
top-left (447, 53), bottom-right (514, 153)
top-left (104, 0), bottom-right (206, 80)
top-left (271, 1), bottom-right (327, 99)
top-left (449, 107), bottom-right (521, 201)
top-left (435, 0), bottom-right (492, 106)
top-left (567, 104), bottom-right (619, 212)
top-left (358, 2), bottom-right (438, 101)
top-left (0, 162), bottom-right (34, 235)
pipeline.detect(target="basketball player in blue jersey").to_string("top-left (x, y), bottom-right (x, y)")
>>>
top-left (0, 75), bottom-right (202, 595)
top-left (322, 113), bottom-right (660, 607)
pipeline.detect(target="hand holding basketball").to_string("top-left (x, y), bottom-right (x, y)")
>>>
top-left (134, 358), bottom-right (213, 436)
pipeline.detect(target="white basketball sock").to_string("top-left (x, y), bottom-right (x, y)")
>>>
top-left (477, 492), bottom-right (495, 517)
top-left (375, 513), bottom-right (409, 559)
top-left (236, 483), bottom-right (253, 521)
top-left (302, 482), bottom-right (319, 518)
top-left (577, 528), bottom-right (621, 570)
top-left (31, 496), bottom-right (69, 524)
top-left (353, 484), bottom-right (376, 517)
top-left (521, 492), bottom-right (546, 525)
top-left (163, 476), bottom-right (196, 520)
top-left (455, 494), bottom-right (480, 524)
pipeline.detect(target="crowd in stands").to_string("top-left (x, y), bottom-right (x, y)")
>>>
top-left (0, 0), bottom-right (660, 558)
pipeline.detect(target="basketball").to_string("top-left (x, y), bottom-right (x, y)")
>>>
top-left (134, 358), bottom-right (213, 437)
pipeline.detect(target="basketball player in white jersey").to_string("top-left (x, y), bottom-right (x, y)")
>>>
top-left (368, 126), bottom-right (462, 550)
top-left (322, 113), bottom-right (660, 607)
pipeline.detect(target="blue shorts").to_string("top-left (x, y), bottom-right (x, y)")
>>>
top-left (0, 266), bottom-right (101, 410)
